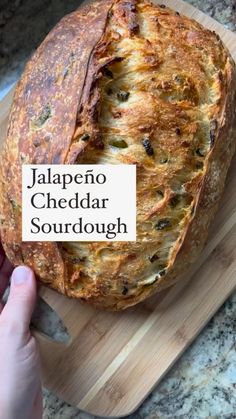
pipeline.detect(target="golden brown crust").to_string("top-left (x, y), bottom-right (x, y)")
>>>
top-left (0, 0), bottom-right (236, 310)
top-left (0, 0), bottom-right (114, 292)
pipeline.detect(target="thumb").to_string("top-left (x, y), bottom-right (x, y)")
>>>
top-left (1, 266), bottom-right (37, 332)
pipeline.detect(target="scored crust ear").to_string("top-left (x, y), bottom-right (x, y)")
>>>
top-left (0, 0), bottom-right (114, 293)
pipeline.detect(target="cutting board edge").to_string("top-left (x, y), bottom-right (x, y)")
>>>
top-left (113, 291), bottom-right (236, 418)
top-left (78, 271), bottom-right (236, 417)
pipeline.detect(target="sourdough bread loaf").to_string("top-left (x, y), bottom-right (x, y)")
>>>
top-left (0, 0), bottom-right (236, 309)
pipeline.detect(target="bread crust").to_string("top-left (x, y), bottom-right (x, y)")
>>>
top-left (0, 0), bottom-right (236, 310)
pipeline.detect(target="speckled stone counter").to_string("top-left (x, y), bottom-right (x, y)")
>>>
top-left (0, 1), bottom-right (236, 418)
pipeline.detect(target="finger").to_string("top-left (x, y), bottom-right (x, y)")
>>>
top-left (33, 386), bottom-right (43, 419)
top-left (0, 257), bottom-right (14, 298)
top-left (1, 266), bottom-right (37, 331)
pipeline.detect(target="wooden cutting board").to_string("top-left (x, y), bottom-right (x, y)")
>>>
top-left (0, 1), bottom-right (236, 417)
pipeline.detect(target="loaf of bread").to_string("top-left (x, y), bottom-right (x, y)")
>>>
top-left (0, 0), bottom-right (236, 310)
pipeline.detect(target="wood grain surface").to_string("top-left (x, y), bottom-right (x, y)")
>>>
top-left (0, 1), bottom-right (236, 417)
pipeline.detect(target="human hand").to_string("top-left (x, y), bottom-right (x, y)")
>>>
top-left (0, 245), bottom-right (42, 419)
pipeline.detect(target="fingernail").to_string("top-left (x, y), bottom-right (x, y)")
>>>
top-left (12, 266), bottom-right (31, 285)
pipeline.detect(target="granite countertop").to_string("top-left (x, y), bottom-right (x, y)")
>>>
top-left (0, 1), bottom-right (236, 418)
